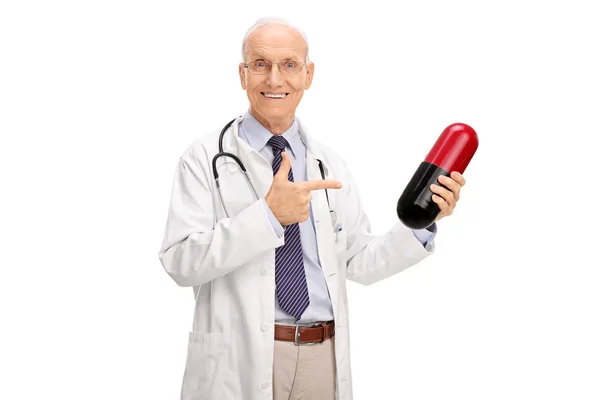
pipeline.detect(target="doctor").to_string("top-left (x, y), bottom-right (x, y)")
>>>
top-left (158, 17), bottom-right (466, 400)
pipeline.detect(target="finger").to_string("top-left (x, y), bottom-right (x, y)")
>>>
top-left (430, 184), bottom-right (456, 208)
top-left (432, 194), bottom-right (451, 216)
top-left (450, 171), bottom-right (466, 186)
top-left (275, 152), bottom-right (291, 181)
top-left (437, 175), bottom-right (461, 202)
top-left (302, 179), bottom-right (343, 192)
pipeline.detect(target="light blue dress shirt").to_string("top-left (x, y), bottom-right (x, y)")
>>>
top-left (238, 111), bottom-right (436, 324)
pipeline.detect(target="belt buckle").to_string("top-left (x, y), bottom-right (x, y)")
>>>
top-left (294, 324), bottom-right (321, 346)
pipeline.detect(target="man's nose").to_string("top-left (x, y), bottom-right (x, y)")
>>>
top-left (266, 63), bottom-right (285, 86)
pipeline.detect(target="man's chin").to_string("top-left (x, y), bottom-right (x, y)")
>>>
top-left (258, 109), bottom-right (294, 119)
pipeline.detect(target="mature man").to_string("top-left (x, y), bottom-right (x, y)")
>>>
top-left (158, 17), bottom-right (466, 400)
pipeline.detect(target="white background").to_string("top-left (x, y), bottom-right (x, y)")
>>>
top-left (1, 0), bottom-right (599, 399)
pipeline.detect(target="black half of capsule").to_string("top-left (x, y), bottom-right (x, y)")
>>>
top-left (396, 162), bottom-right (451, 230)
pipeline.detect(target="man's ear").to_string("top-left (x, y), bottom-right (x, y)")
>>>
top-left (305, 62), bottom-right (315, 89)
top-left (239, 63), bottom-right (246, 90)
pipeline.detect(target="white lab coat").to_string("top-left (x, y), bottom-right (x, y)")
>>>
top-left (158, 115), bottom-right (435, 400)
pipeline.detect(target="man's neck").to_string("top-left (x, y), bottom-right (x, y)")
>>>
top-left (249, 109), bottom-right (294, 135)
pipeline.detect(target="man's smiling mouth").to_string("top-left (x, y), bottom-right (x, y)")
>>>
top-left (261, 92), bottom-right (289, 99)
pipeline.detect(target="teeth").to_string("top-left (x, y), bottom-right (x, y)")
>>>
top-left (264, 93), bottom-right (286, 99)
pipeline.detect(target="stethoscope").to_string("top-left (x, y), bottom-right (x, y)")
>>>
top-left (212, 117), bottom-right (337, 227)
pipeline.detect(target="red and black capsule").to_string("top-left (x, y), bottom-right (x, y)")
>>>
top-left (396, 123), bottom-right (479, 229)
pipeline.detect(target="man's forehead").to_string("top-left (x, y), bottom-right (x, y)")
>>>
top-left (245, 24), bottom-right (307, 59)
top-left (247, 45), bottom-right (304, 60)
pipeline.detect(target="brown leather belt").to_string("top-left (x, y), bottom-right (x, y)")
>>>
top-left (274, 321), bottom-right (335, 345)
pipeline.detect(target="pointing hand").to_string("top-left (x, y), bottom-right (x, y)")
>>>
top-left (265, 152), bottom-right (342, 226)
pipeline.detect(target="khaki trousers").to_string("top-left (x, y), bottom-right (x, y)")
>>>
top-left (272, 335), bottom-right (337, 400)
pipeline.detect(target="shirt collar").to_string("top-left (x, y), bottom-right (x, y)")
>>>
top-left (240, 110), bottom-right (304, 158)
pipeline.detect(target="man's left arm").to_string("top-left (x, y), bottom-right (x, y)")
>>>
top-left (342, 162), bottom-right (464, 286)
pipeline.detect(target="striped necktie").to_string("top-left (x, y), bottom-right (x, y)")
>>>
top-left (267, 134), bottom-right (310, 321)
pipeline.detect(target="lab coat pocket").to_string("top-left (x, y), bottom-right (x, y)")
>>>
top-left (181, 332), bottom-right (224, 400)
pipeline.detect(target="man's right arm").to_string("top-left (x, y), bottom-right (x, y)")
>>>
top-left (157, 148), bottom-right (285, 287)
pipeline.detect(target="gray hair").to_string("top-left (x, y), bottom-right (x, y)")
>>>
top-left (241, 17), bottom-right (310, 63)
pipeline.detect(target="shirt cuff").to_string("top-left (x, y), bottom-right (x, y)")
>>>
top-left (260, 198), bottom-right (285, 238)
top-left (412, 222), bottom-right (437, 247)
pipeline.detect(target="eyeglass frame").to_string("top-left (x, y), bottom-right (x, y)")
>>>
top-left (242, 59), bottom-right (308, 75)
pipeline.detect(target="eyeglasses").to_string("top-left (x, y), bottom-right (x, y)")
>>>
top-left (243, 59), bottom-right (307, 75)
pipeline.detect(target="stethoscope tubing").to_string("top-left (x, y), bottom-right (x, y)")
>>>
top-left (212, 116), bottom-right (335, 226)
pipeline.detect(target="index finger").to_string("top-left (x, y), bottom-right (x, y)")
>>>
top-left (301, 180), bottom-right (343, 191)
top-left (450, 171), bottom-right (466, 186)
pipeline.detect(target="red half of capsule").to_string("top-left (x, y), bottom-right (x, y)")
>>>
top-left (424, 123), bottom-right (479, 174)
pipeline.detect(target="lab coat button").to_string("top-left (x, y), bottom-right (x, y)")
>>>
top-left (261, 323), bottom-right (270, 332)
top-left (260, 380), bottom-right (271, 390)
top-left (260, 267), bottom-right (268, 276)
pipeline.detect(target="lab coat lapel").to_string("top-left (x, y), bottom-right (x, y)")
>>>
top-left (298, 119), bottom-right (339, 279)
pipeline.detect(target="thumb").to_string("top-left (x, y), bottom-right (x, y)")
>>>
top-left (275, 152), bottom-right (291, 181)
